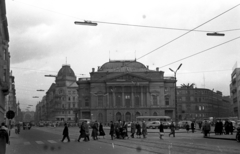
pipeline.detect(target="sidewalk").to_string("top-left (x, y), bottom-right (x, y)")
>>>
top-left (206, 133), bottom-right (236, 141)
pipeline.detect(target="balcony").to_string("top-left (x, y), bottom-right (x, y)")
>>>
top-left (231, 78), bottom-right (236, 85)
top-left (0, 79), bottom-right (9, 95)
top-left (231, 87), bottom-right (237, 94)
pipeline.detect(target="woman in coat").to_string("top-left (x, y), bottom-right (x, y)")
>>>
top-left (158, 122), bottom-right (164, 139)
top-left (91, 121), bottom-right (99, 140)
top-left (130, 121), bottom-right (136, 138)
top-left (142, 121), bottom-right (147, 138)
top-left (99, 123), bottom-right (105, 138)
top-left (84, 121), bottom-right (90, 141)
top-left (0, 123), bottom-right (10, 154)
top-left (136, 122), bottom-right (141, 138)
top-left (109, 121), bottom-right (115, 140)
top-left (186, 122), bottom-right (190, 133)
top-left (78, 122), bottom-right (86, 142)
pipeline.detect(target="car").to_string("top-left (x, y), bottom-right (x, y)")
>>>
top-left (39, 122), bottom-right (44, 127)
top-left (178, 121), bottom-right (192, 129)
top-left (146, 121), bottom-right (160, 129)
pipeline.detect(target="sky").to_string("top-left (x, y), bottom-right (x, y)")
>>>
top-left (5, 0), bottom-right (240, 111)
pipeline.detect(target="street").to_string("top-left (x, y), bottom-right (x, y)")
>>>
top-left (6, 126), bottom-right (240, 154)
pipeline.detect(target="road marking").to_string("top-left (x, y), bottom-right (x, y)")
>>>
top-left (24, 142), bottom-right (30, 145)
top-left (36, 141), bottom-right (44, 144)
top-left (217, 146), bottom-right (222, 152)
top-left (48, 140), bottom-right (57, 143)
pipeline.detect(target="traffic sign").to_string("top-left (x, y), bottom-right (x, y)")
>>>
top-left (6, 110), bottom-right (15, 119)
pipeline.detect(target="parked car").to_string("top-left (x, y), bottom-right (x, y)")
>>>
top-left (146, 121), bottom-right (160, 129)
top-left (178, 121), bottom-right (192, 129)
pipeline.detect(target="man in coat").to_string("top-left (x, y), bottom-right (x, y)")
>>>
top-left (169, 122), bottom-right (175, 137)
top-left (142, 121), bottom-right (147, 138)
top-left (130, 121), bottom-right (136, 138)
top-left (0, 122), bottom-right (10, 154)
top-left (61, 123), bottom-right (70, 142)
top-left (191, 121), bottom-right (195, 133)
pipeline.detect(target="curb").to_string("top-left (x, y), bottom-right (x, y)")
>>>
top-left (206, 137), bottom-right (236, 141)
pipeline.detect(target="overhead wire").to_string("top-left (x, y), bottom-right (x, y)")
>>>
top-left (13, 0), bottom-right (240, 33)
top-left (159, 36), bottom-right (240, 69)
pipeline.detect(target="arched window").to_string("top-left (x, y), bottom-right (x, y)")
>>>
top-left (98, 113), bottom-right (103, 123)
top-left (116, 112), bottom-right (121, 121)
top-left (125, 112), bottom-right (131, 122)
top-left (135, 112), bottom-right (141, 121)
top-left (153, 112), bottom-right (157, 116)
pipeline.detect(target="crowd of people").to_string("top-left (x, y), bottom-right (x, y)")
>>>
top-left (59, 119), bottom-right (237, 143)
top-left (214, 119), bottom-right (234, 135)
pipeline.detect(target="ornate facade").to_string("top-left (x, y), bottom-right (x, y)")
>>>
top-left (77, 60), bottom-right (176, 124)
top-left (0, 0), bottom-right (10, 122)
top-left (177, 84), bottom-right (232, 121)
top-left (36, 64), bottom-right (79, 123)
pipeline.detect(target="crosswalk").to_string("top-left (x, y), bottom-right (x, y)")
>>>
top-left (23, 139), bottom-right (76, 145)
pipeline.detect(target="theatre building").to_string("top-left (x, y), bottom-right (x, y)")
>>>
top-left (77, 60), bottom-right (176, 124)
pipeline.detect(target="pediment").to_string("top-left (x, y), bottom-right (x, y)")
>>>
top-left (106, 73), bottom-right (150, 82)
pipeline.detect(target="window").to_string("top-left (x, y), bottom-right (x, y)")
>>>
top-left (68, 97), bottom-right (71, 101)
top-left (73, 103), bottom-right (75, 108)
top-left (135, 93), bottom-right (140, 107)
top-left (202, 106), bottom-right (205, 110)
top-left (125, 93), bottom-right (131, 107)
top-left (3, 69), bottom-right (6, 82)
top-left (199, 106), bottom-right (201, 111)
top-left (73, 96), bottom-right (75, 101)
top-left (165, 97), bottom-right (169, 105)
top-left (153, 95), bottom-right (157, 105)
top-left (98, 96), bottom-right (103, 107)
top-left (62, 104), bottom-right (64, 108)
top-left (3, 49), bottom-right (6, 60)
top-left (59, 89), bottom-right (63, 94)
top-left (85, 98), bottom-right (89, 107)
top-left (116, 93), bottom-right (122, 107)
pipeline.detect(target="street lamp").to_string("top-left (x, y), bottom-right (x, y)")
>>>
top-left (206, 32), bottom-right (225, 36)
top-left (74, 21), bottom-right (97, 26)
top-left (169, 63), bottom-right (182, 127)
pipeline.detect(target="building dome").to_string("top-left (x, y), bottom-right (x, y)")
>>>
top-left (99, 60), bottom-right (148, 72)
top-left (57, 64), bottom-right (76, 78)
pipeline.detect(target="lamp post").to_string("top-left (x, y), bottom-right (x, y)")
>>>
top-left (169, 63), bottom-right (182, 127)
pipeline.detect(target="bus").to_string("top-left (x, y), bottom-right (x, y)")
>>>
top-left (136, 116), bottom-right (171, 122)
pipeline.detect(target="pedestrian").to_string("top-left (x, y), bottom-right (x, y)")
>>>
top-left (142, 121), bottom-right (147, 138)
top-left (224, 120), bottom-right (230, 135)
top-left (91, 121), bottom-right (99, 140)
top-left (122, 121), bottom-right (129, 139)
top-left (78, 122), bottom-right (86, 142)
top-left (61, 123), bottom-right (70, 142)
top-left (202, 120), bottom-right (211, 137)
top-left (185, 122), bottom-right (190, 133)
top-left (169, 122), bottom-right (175, 137)
top-left (191, 121), bottom-right (195, 133)
top-left (99, 123), bottom-right (105, 138)
top-left (136, 122), bottom-right (142, 138)
top-left (115, 121), bottom-right (120, 139)
top-left (219, 120), bottom-right (223, 135)
top-left (0, 122), bottom-right (10, 154)
top-left (198, 121), bottom-right (202, 130)
top-left (229, 122), bottom-right (234, 135)
top-left (130, 121), bottom-right (136, 138)
top-left (84, 121), bottom-right (90, 141)
top-left (158, 122), bottom-right (164, 139)
top-left (109, 121), bottom-right (115, 140)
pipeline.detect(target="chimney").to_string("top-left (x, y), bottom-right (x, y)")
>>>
top-left (147, 65), bottom-right (149, 69)
top-left (156, 67), bottom-right (159, 71)
top-left (92, 68), bottom-right (95, 72)
top-left (98, 66), bottom-right (100, 71)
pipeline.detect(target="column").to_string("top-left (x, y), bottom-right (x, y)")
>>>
top-left (106, 86), bottom-right (109, 108)
top-left (131, 86), bottom-right (134, 108)
top-left (147, 86), bottom-right (150, 107)
top-left (140, 86), bottom-right (143, 107)
top-left (113, 86), bottom-right (116, 108)
top-left (122, 86), bottom-right (125, 108)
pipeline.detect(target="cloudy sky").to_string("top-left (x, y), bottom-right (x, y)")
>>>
top-left (6, 0), bottom-right (240, 111)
